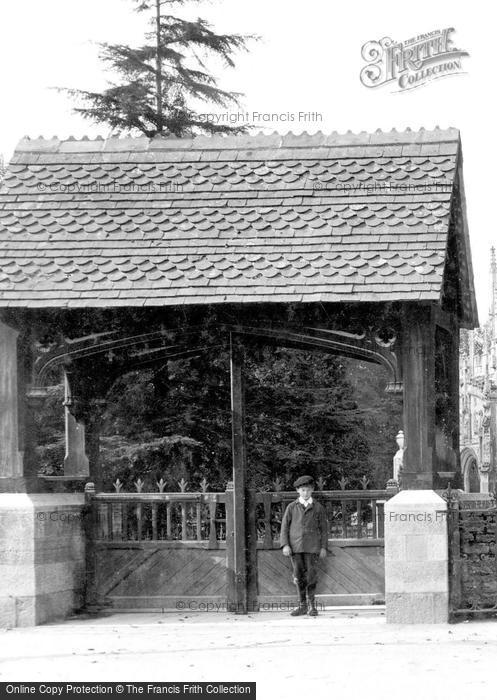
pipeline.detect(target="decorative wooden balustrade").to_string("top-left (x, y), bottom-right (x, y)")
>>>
top-left (85, 477), bottom-right (396, 548)
top-left (255, 490), bottom-right (390, 547)
top-left (89, 489), bottom-right (229, 548)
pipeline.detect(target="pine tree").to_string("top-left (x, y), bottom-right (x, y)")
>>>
top-left (60, 0), bottom-right (255, 137)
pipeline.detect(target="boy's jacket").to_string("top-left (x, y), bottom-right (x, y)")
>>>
top-left (280, 498), bottom-right (328, 553)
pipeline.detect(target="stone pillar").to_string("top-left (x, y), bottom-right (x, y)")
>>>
top-left (385, 490), bottom-right (449, 623)
top-left (489, 387), bottom-right (497, 494)
top-left (0, 320), bottom-right (24, 489)
top-left (480, 467), bottom-right (489, 494)
top-left (0, 493), bottom-right (86, 627)
top-left (0, 323), bottom-right (88, 627)
top-left (63, 373), bottom-right (89, 477)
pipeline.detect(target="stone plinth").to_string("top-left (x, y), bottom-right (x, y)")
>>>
top-left (385, 490), bottom-right (448, 624)
top-left (0, 494), bottom-right (86, 627)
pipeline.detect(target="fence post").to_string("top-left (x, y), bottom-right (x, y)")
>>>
top-left (83, 481), bottom-right (99, 611)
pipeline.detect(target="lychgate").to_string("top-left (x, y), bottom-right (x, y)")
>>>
top-left (0, 127), bottom-right (478, 625)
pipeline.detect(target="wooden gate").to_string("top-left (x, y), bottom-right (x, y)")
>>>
top-left (254, 490), bottom-right (388, 608)
top-left (84, 483), bottom-right (392, 612)
top-left (84, 484), bottom-right (232, 611)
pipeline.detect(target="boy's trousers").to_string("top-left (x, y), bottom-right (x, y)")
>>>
top-left (290, 552), bottom-right (319, 600)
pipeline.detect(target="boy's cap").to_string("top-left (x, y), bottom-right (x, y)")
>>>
top-left (294, 475), bottom-right (314, 488)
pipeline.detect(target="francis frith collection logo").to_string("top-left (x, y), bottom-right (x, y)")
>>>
top-left (360, 28), bottom-right (469, 92)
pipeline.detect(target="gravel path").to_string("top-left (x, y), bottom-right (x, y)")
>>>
top-left (0, 610), bottom-right (494, 699)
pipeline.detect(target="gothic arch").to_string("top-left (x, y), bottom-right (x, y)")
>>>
top-left (460, 446), bottom-right (480, 493)
top-left (31, 322), bottom-right (401, 401)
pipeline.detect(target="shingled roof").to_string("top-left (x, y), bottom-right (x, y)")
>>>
top-left (0, 127), bottom-right (478, 325)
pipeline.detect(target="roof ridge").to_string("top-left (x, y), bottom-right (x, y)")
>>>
top-left (14, 126), bottom-right (460, 154)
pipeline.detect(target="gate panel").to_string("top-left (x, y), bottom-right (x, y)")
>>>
top-left (96, 547), bottom-right (227, 609)
top-left (257, 544), bottom-right (385, 606)
top-left (85, 488), bottom-right (229, 611)
top-left (253, 490), bottom-right (391, 607)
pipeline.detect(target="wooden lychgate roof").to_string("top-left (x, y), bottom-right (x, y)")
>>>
top-left (0, 127), bottom-right (478, 327)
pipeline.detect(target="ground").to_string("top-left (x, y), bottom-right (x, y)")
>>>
top-left (0, 609), bottom-right (494, 699)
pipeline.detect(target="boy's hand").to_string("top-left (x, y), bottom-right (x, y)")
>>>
top-left (319, 548), bottom-right (327, 559)
top-left (282, 545), bottom-right (292, 557)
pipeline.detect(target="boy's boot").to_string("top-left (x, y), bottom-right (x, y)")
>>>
top-left (307, 588), bottom-right (318, 616)
top-left (291, 584), bottom-right (308, 616)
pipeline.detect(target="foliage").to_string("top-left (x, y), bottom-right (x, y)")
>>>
top-left (244, 348), bottom-right (373, 489)
top-left (35, 384), bottom-right (65, 475)
top-left (100, 433), bottom-right (202, 488)
top-left (59, 0), bottom-right (255, 137)
top-left (343, 359), bottom-right (403, 487)
top-left (35, 347), bottom-right (402, 490)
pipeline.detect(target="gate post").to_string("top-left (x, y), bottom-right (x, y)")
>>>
top-left (385, 490), bottom-right (449, 623)
top-left (83, 481), bottom-right (99, 611)
top-left (246, 487), bottom-right (259, 613)
top-left (225, 480), bottom-right (236, 611)
top-left (229, 333), bottom-right (248, 614)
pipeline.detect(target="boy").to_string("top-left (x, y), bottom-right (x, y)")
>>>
top-left (280, 475), bottom-right (328, 616)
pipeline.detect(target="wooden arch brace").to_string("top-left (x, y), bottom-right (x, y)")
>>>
top-left (31, 322), bottom-right (402, 398)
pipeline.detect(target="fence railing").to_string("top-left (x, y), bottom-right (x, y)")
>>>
top-left (85, 483), bottom-right (395, 547)
top-left (255, 490), bottom-right (390, 545)
top-left (88, 490), bottom-right (228, 547)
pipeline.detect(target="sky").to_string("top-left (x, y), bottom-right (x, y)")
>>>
top-left (0, 0), bottom-right (493, 318)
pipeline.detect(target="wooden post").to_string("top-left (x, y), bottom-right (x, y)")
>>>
top-left (401, 305), bottom-right (436, 489)
top-left (84, 402), bottom-right (105, 492)
top-left (438, 320), bottom-right (461, 488)
top-left (449, 323), bottom-right (461, 481)
top-left (225, 480), bottom-right (236, 611)
top-left (63, 372), bottom-right (89, 477)
top-left (0, 320), bottom-right (23, 487)
top-left (229, 333), bottom-right (248, 614)
top-left (83, 481), bottom-right (99, 611)
top-left (246, 487), bottom-right (259, 612)
top-left (432, 312), bottom-right (462, 490)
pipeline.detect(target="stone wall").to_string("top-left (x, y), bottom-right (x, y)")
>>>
top-left (457, 504), bottom-right (497, 609)
top-left (0, 494), bottom-right (86, 627)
